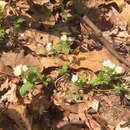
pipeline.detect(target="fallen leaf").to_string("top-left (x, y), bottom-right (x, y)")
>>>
top-left (84, 112), bottom-right (102, 130)
top-left (6, 104), bottom-right (32, 130)
top-left (107, 7), bottom-right (127, 30)
top-left (61, 99), bottom-right (99, 113)
top-left (121, 3), bottom-right (130, 32)
top-left (0, 79), bottom-right (9, 92)
top-left (1, 50), bottom-right (40, 68)
top-left (0, 83), bottom-right (18, 104)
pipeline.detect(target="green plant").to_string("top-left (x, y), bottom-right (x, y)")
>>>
top-left (20, 67), bottom-right (43, 96)
top-left (58, 63), bottom-right (69, 75)
top-left (92, 70), bottom-right (112, 86)
top-left (43, 78), bottom-right (52, 86)
top-left (46, 35), bottom-right (74, 58)
top-left (0, 28), bottom-right (5, 42)
top-left (59, 0), bottom-right (68, 21)
top-left (72, 74), bottom-right (88, 86)
top-left (92, 60), bottom-right (122, 86)
top-left (115, 82), bottom-right (130, 100)
top-left (0, 7), bottom-right (5, 42)
top-left (13, 18), bottom-right (25, 28)
top-left (71, 89), bottom-right (80, 102)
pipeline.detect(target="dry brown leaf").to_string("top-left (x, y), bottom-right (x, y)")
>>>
top-left (1, 50), bottom-right (24, 68)
top-left (84, 112), bottom-right (102, 130)
top-left (0, 83), bottom-right (18, 104)
top-left (121, 3), bottom-right (130, 32)
top-left (0, 60), bottom-right (12, 75)
top-left (107, 7), bottom-right (127, 30)
top-left (6, 104), bottom-right (32, 130)
top-left (96, 0), bottom-right (125, 8)
top-left (61, 99), bottom-right (99, 114)
top-left (113, 0), bottom-right (125, 8)
top-left (22, 29), bottom-right (60, 55)
top-left (0, 79), bottom-right (9, 92)
top-left (1, 50), bottom-right (40, 68)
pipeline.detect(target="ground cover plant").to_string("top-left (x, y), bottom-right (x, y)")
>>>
top-left (0, 0), bottom-right (130, 130)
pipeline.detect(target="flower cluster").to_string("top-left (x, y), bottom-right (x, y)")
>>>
top-left (46, 35), bottom-right (74, 52)
top-left (13, 64), bottom-right (28, 76)
top-left (103, 59), bottom-right (122, 74)
top-left (61, 34), bottom-right (74, 42)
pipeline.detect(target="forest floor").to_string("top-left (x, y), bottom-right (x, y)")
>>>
top-left (0, 0), bottom-right (129, 130)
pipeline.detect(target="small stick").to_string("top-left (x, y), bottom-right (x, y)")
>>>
top-left (81, 15), bottom-right (130, 68)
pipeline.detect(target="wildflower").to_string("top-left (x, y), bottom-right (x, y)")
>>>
top-left (13, 64), bottom-right (22, 76)
top-left (68, 37), bottom-right (73, 42)
top-left (72, 74), bottom-right (78, 83)
top-left (46, 42), bottom-right (52, 52)
top-left (103, 59), bottom-right (115, 69)
top-left (23, 79), bottom-right (27, 83)
top-left (22, 65), bottom-right (28, 72)
top-left (61, 34), bottom-right (67, 41)
top-left (115, 66), bottom-right (122, 74)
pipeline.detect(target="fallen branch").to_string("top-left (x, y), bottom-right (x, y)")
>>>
top-left (81, 15), bottom-right (130, 68)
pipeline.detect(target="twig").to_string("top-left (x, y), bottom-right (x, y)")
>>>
top-left (80, 15), bottom-right (130, 68)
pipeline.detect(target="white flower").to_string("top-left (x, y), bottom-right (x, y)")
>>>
top-left (61, 34), bottom-right (67, 41)
top-left (72, 74), bottom-right (78, 83)
top-left (46, 42), bottom-right (52, 52)
top-left (13, 64), bottom-right (23, 76)
top-left (68, 37), bottom-right (73, 42)
top-left (103, 59), bottom-right (115, 69)
top-left (23, 79), bottom-right (27, 83)
top-left (22, 65), bottom-right (28, 72)
top-left (115, 66), bottom-right (122, 74)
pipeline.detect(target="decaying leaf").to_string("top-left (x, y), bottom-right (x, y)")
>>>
top-left (0, 83), bottom-right (18, 104)
top-left (0, 78), bottom-right (9, 92)
top-left (61, 99), bottom-right (99, 113)
top-left (107, 7), bottom-right (127, 30)
top-left (1, 50), bottom-right (40, 68)
top-left (6, 104), bottom-right (32, 130)
top-left (121, 3), bottom-right (130, 32)
top-left (79, 112), bottom-right (102, 130)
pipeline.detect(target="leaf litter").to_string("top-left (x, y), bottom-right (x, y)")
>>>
top-left (0, 0), bottom-right (130, 130)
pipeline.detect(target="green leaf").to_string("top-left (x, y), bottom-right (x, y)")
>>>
top-left (14, 24), bottom-right (20, 28)
top-left (29, 67), bottom-right (40, 73)
top-left (58, 64), bottom-right (68, 74)
top-left (81, 74), bottom-right (87, 83)
top-left (62, 47), bottom-right (70, 54)
top-left (20, 82), bottom-right (33, 96)
top-left (56, 44), bottom-right (62, 52)
top-left (125, 94), bottom-right (130, 100)
top-left (114, 86), bottom-right (124, 92)
top-left (17, 18), bottom-right (25, 23)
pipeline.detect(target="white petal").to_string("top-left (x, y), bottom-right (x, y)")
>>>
top-left (103, 60), bottom-right (110, 67)
top-left (115, 66), bottom-right (122, 74)
top-left (22, 65), bottom-right (28, 72)
top-left (72, 74), bottom-right (78, 83)
top-left (46, 42), bottom-right (52, 52)
top-left (13, 65), bottom-right (22, 76)
top-left (61, 35), bottom-right (67, 41)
